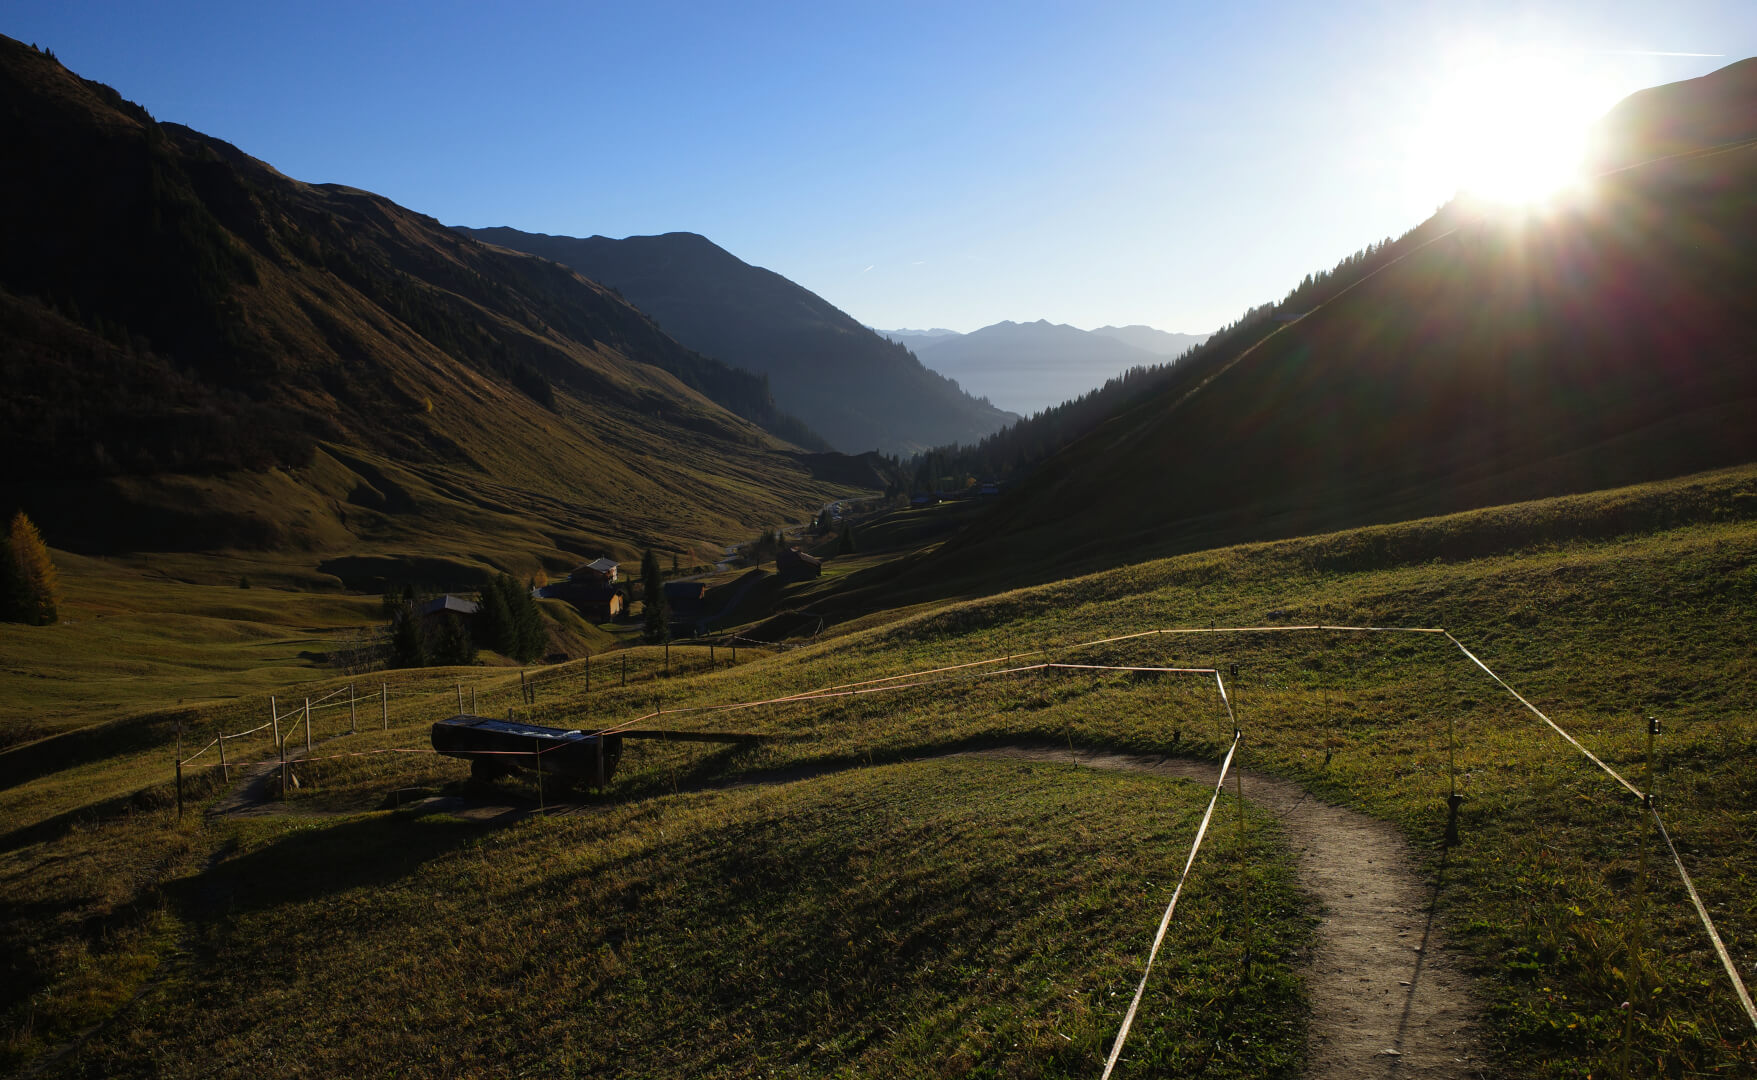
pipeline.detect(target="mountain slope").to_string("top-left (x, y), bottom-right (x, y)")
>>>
top-left (458, 228), bottom-right (1018, 455)
top-left (1587, 55), bottom-right (1757, 171)
top-left (0, 36), bottom-right (857, 570)
top-left (920, 60), bottom-right (1757, 587)
top-left (903, 319), bottom-right (1198, 417)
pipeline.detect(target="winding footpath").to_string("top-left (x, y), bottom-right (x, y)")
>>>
top-left (970, 747), bottom-right (1488, 1079)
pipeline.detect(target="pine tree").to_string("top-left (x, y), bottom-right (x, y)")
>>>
top-left (641, 548), bottom-right (669, 644)
top-left (3, 512), bottom-right (59, 625)
top-left (388, 607), bottom-right (428, 669)
top-left (431, 615), bottom-right (476, 667)
top-left (476, 577), bottom-right (515, 656)
top-left (838, 523), bottom-right (856, 556)
top-left (512, 577), bottom-right (546, 663)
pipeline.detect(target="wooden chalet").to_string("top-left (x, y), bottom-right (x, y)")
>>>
top-left (776, 546), bottom-right (823, 583)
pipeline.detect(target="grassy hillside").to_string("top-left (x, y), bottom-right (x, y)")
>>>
top-left (0, 36), bottom-right (864, 564)
top-left (5, 465), bottom-right (1755, 1076)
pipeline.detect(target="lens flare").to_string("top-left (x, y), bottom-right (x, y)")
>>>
top-left (1423, 45), bottom-right (1620, 207)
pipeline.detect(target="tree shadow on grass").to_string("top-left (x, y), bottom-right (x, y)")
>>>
top-left (174, 812), bottom-right (497, 919)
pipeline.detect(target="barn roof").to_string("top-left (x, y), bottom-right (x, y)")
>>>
top-left (418, 595), bottom-right (481, 617)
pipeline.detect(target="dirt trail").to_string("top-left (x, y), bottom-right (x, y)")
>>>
top-left (968, 747), bottom-right (1487, 1079)
top-left (208, 742), bottom-right (1487, 1076)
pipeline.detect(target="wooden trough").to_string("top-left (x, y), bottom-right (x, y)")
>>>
top-left (430, 715), bottom-right (769, 788)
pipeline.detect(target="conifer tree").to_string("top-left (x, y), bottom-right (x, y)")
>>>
top-left (2, 512), bottom-right (59, 625)
top-left (476, 577), bottom-right (515, 656)
top-left (388, 607), bottom-right (428, 669)
top-left (512, 577), bottom-right (546, 663)
top-left (838, 523), bottom-right (856, 556)
top-left (431, 614), bottom-right (476, 667)
top-left (641, 548), bottom-right (669, 644)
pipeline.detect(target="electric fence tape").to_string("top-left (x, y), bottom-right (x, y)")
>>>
top-left (1103, 713), bottom-right (1241, 1078)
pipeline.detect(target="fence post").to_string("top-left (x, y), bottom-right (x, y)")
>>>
top-left (174, 720), bottom-right (185, 820)
top-left (217, 726), bottom-right (229, 784)
top-left (521, 670), bottom-right (528, 705)
top-left (270, 698), bottom-right (282, 793)
top-left (710, 643), bottom-right (715, 666)
top-left (1445, 711), bottom-right (1463, 845)
top-left (1621, 717), bottom-right (1660, 1079)
top-left (456, 682), bottom-right (463, 715)
top-left (349, 683), bottom-right (357, 734)
top-left (1235, 729), bottom-right (1252, 977)
top-left (381, 682), bottom-right (388, 730)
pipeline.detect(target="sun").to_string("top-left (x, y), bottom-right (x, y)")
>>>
top-left (1424, 46), bottom-right (1617, 207)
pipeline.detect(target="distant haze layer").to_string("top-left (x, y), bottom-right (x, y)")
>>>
top-left (878, 321), bottom-right (1208, 417)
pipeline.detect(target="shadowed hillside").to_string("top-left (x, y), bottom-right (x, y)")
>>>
top-left (907, 59), bottom-right (1757, 591)
top-left (0, 37), bottom-right (861, 564)
top-left (458, 227), bottom-right (1019, 456)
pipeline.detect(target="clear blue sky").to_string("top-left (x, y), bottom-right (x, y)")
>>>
top-left (5, 1), bottom-right (1753, 333)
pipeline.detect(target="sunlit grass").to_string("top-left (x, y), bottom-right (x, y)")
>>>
top-left (4, 465), bottom-right (1756, 1076)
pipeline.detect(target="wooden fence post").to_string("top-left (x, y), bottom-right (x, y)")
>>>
top-left (471, 686), bottom-right (477, 713)
top-left (521, 669), bottom-right (528, 704)
top-left (216, 726), bottom-right (229, 784)
top-left (270, 698), bottom-right (281, 792)
top-left (304, 698), bottom-right (313, 755)
top-left (174, 720), bottom-right (185, 819)
top-left (1235, 731), bottom-right (1252, 977)
top-left (349, 683), bottom-right (357, 734)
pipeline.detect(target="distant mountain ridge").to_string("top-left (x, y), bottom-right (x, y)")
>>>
top-left (891, 319), bottom-right (1208, 417)
top-left (1091, 324), bottom-right (1207, 357)
top-left (458, 228), bottom-right (1017, 455)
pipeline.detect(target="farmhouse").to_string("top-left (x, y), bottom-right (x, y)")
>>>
top-left (537, 580), bottom-right (624, 621)
top-left (417, 594), bottom-right (480, 631)
top-left (571, 557), bottom-right (619, 585)
top-left (776, 546), bottom-right (822, 583)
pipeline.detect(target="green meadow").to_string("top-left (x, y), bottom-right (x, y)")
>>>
top-left (4, 464), bottom-right (1756, 1077)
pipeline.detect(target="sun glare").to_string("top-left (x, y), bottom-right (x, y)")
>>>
top-left (1424, 46), bottom-right (1617, 208)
